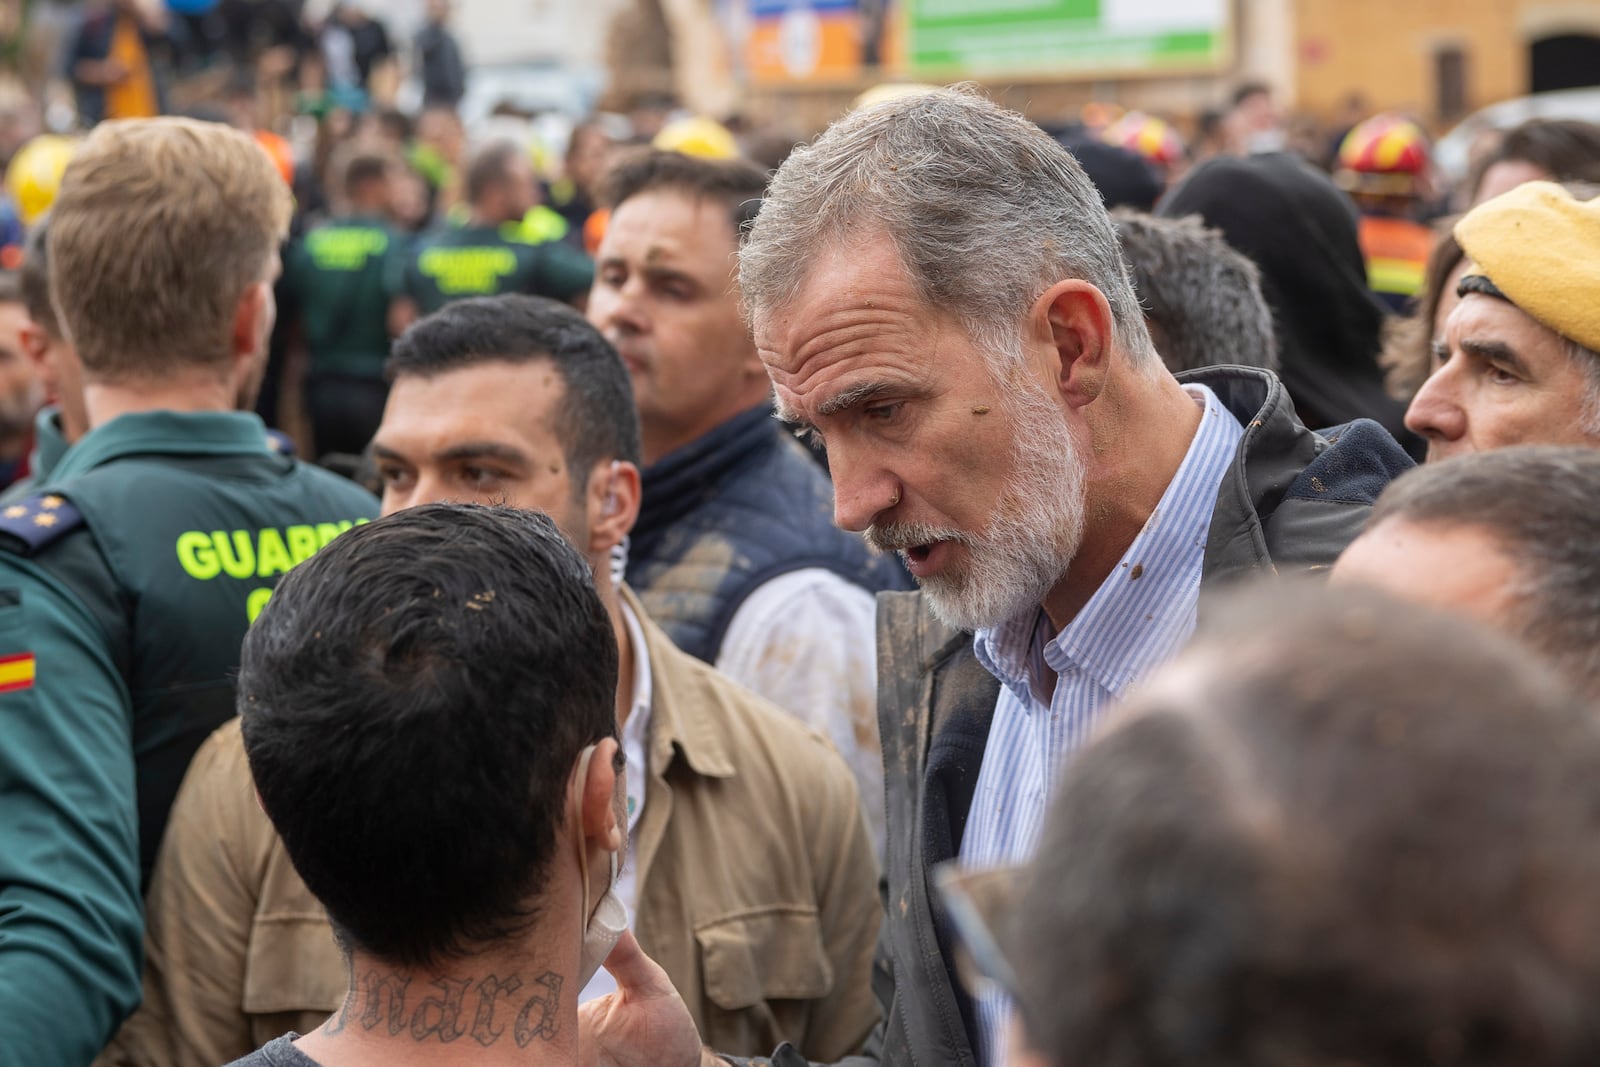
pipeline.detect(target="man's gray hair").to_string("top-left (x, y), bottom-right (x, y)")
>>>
top-left (1566, 335), bottom-right (1600, 437)
top-left (1111, 210), bottom-right (1277, 374)
top-left (740, 86), bottom-right (1159, 373)
top-left (1369, 446), bottom-right (1600, 699)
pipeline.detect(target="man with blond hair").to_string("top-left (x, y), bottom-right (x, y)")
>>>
top-left (0, 117), bottom-right (377, 1065)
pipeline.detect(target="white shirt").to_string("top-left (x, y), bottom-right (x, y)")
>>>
top-left (715, 567), bottom-right (885, 858)
top-left (579, 598), bottom-right (652, 1003)
top-left (960, 384), bottom-right (1245, 1067)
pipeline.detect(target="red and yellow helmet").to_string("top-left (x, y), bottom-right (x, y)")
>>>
top-left (1336, 114), bottom-right (1430, 197)
top-left (1102, 111), bottom-right (1185, 169)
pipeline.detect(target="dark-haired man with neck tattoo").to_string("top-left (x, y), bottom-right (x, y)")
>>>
top-left (223, 503), bottom-right (638, 1067)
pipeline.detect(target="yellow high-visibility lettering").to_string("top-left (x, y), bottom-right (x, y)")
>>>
top-left (307, 227), bottom-right (389, 272)
top-left (174, 519), bottom-right (370, 607)
top-left (256, 527), bottom-right (294, 577)
top-left (417, 246), bottom-right (519, 295)
top-left (286, 524), bottom-right (319, 564)
top-left (213, 530), bottom-right (257, 579)
top-left (176, 531), bottom-right (221, 580)
top-left (247, 586), bottom-right (274, 622)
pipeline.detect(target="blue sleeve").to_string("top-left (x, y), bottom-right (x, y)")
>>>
top-left (0, 560), bottom-right (142, 1064)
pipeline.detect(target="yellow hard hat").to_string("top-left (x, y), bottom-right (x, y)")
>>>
top-left (5, 135), bottom-right (76, 227)
top-left (852, 82), bottom-right (941, 112)
top-left (652, 116), bottom-right (739, 160)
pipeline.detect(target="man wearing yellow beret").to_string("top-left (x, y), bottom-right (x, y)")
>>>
top-left (1407, 181), bottom-right (1600, 461)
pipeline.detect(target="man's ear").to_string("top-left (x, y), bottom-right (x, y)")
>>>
top-left (18, 322), bottom-right (56, 392)
top-left (229, 280), bottom-right (273, 370)
top-left (580, 737), bottom-right (623, 852)
top-left (585, 459), bottom-right (641, 557)
top-left (1028, 279), bottom-right (1116, 410)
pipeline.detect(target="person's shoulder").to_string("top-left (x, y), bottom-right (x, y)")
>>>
top-left (654, 633), bottom-right (855, 786)
top-left (1288, 419), bottom-right (1415, 506)
top-left (191, 715), bottom-right (250, 783)
top-left (288, 460), bottom-right (381, 510)
top-left (221, 1034), bottom-right (318, 1067)
top-left (0, 491), bottom-right (86, 557)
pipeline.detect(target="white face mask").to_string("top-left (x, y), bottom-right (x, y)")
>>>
top-left (574, 744), bottom-right (628, 988)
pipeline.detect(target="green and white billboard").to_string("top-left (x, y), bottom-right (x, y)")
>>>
top-left (906, 0), bottom-right (1231, 77)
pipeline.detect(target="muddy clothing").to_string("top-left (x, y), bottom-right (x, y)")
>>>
top-left (747, 365), bottom-right (1414, 1067)
top-left (628, 403), bottom-right (909, 664)
top-left (396, 222), bottom-right (593, 315)
top-left (101, 587), bottom-right (880, 1067)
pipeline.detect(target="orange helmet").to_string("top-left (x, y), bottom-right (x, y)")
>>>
top-left (1336, 114), bottom-right (1430, 197)
top-left (254, 129), bottom-right (295, 186)
top-left (1102, 112), bottom-right (1185, 170)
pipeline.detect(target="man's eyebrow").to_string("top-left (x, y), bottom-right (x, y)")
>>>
top-left (772, 400), bottom-right (807, 426)
top-left (435, 441), bottom-right (531, 465)
top-left (1459, 338), bottom-right (1529, 376)
top-left (773, 381), bottom-right (899, 428)
top-left (370, 443), bottom-right (408, 463)
top-left (1430, 338), bottom-right (1449, 362)
top-left (815, 381), bottom-right (895, 418)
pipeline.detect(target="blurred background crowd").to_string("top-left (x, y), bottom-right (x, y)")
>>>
top-left (0, 0), bottom-right (1596, 481)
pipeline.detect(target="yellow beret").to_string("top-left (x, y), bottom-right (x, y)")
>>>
top-left (1454, 181), bottom-right (1600, 352)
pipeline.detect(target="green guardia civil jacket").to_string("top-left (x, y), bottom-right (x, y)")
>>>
top-left (0, 410), bottom-right (378, 1066)
top-left (397, 221), bottom-right (594, 316)
top-left (283, 214), bottom-right (406, 379)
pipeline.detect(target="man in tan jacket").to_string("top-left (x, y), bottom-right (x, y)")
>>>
top-left (97, 295), bottom-right (880, 1066)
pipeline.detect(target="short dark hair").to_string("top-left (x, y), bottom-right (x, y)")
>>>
top-left (1367, 445), bottom-right (1600, 698)
top-left (465, 140), bottom-right (523, 204)
top-left (1112, 209), bottom-right (1276, 373)
top-left (1007, 582), bottom-right (1600, 1067)
top-left (239, 504), bottom-right (619, 968)
top-left (1472, 118), bottom-right (1600, 201)
top-left (388, 294), bottom-right (642, 484)
top-left (600, 148), bottom-right (769, 237)
top-left (342, 152), bottom-right (392, 200)
top-left (1230, 81), bottom-right (1271, 108)
top-left (18, 219), bottom-right (56, 335)
top-left (0, 269), bottom-right (20, 305)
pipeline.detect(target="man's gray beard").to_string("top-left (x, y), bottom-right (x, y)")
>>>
top-left (869, 380), bottom-right (1086, 632)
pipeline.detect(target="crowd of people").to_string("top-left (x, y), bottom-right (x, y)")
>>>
top-left (3, 8), bottom-right (1600, 1067)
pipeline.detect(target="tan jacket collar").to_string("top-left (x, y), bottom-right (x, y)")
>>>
top-left (622, 584), bottom-right (736, 781)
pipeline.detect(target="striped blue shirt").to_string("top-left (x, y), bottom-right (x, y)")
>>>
top-left (961, 383), bottom-right (1244, 1067)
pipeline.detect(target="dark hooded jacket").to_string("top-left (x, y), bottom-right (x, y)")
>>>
top-left (1159, 154), bottom-right (1424, 459)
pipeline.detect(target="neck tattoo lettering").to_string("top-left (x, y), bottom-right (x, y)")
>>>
top-left (324, 969), bottom-right (565, 1047)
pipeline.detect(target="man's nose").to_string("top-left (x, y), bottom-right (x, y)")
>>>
top-left (592, 278), bottom-right (646, 335)
top-left (829, 450), bottom-right (900, 533)
top-left (1404, 365), bottom-right (1466, 445)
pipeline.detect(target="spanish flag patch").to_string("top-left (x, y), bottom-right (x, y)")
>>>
top-left (0, 652), bottom-right (36, 693)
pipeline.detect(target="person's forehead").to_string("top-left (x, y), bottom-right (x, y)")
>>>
top-left (603, 189), bottom-right (737, 262)
top-left (0, 300), bottom-right (31, 335)
top-left (1335, 517), bottom-right (1520, 614)
top-left (384, 361), bottom-right (567, 447)
top-left (752, 229), bottom-right (926, 370)
top-left (1446, 291), bottom-right (1565, 355)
